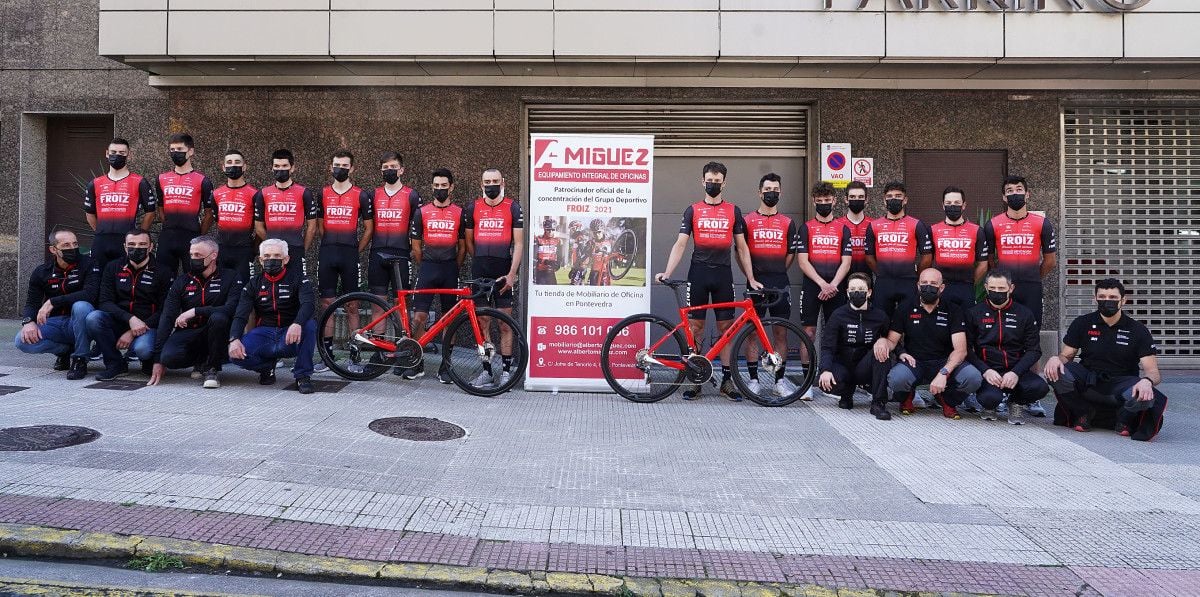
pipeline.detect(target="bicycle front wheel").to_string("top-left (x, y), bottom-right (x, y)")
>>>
top-left (608, 229), bottom-right (637, 280)
top-left (729, 317), bottom-right (816, 407)
top-left (600, 314), bottom-right (687, 403)
top-left (442, 307), bottom-right (527, 397)
top-left (318, 292), bottom-right (402, 381)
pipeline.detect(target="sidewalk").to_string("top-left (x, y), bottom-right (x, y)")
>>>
top-left (1, 324), bottom-right (1198, 596)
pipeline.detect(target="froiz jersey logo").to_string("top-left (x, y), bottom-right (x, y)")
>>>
top-left (533, 138), bottom-right (650, 169)
top-left (162, 185), bottom-right (192, 197)
top-left (325, 205), bottom-right (354, 218)
top-left (478, 218), bottom-right (506, 230)
top-left (696, 218), bottom-right (729, 231)
top-left (99, 193), bottom-right (130, 204)
top-left (937, 238), bottom-right (972, 250)
top-left (377, 209), bottom-right (406, 220)
top-left (267, 202), bottom-right (297, 214)
top-left (878, 232), bottom-right (909, 244)
top-left (220, 202), bottom-right (247, 214)
top-left (753, 228), bottom-right (785, 242)
top-left (428, 220), bottom-right (457, 231)
top-left (811, 235), bottom-right (841, 247)
top-left (1000, 233), bottom-right (1036, 247)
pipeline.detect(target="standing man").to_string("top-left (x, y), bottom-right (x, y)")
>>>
top-left (253, 149), bottom-right (319, 269)
top-left (817, 273), bottom-right (894, 419)
top-left (464, 168), bottom-right (523, 387)
top-left (532, 217), bottom-right (562, 285)
top-left (228, 239), bottom-right (317, 394)
top-left (156, 133), bottom-right (214, 274)
top-left (83, 138), bottom-right (157, 269)
top-left (15, 230), bottom-right (98, 380)
top-left (316, 150), bottom-right (373, 359)
top-left (366, 151), bottom-right (422, 299)
top-left (741, 173), bottom-right (798, 397)
top-left (566, 220), bottom-right (590, 285)
top-left (795, 182), bottom-right (853, 400)
top-left (964, 270), bottom-right (1048, 424)
top-left (408, 168), bottom-right (467, 383)
top-left (656, 161), bottom-right (759, 401)
top-left (931, 186), bottom-right (988, 309)
top-left (148, 236), bottom-right (243, 389)
top-left (85, 228), bottom-right (174, 381)
top-left (984, 175), bottom-right (1057, 417)
top-left (1044, 279), bottom-right (1167, 441)
top-left (835, 180), bottom-right (872, 276)
top-left (211, 149), bottom-right (257, 279)
top-left (587, 220), bottom-right (613, 287)
top-left (865, 181), bottom-right (933, 318)
top-left (878, 268), bottom-right (982, 419)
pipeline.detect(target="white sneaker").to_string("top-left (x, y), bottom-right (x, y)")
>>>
top-left (911, 394), bottom-right (928, 409)
top-left (470, 371), bottom-right (494, 387)
top-left (497, 370), bottom-right (513, 388)
top-left (346, 363), bottom-right (364, 375)
top-left (747, 379), bottom-right (762, 395)
top-left (1026, 400), bottom-right (1046, 417)
top-left (801, 387), bottom-right (814, 401)
top-left (996, 402), bottom-right (1010, 416)
top-left (774, 377), bottom-right (797, 397)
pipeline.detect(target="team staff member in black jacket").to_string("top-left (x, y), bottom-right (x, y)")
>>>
top-left (15, 230), bottom-right (99, 380)
top-left (228, 238), bottom-right (317, 394)
top-left (85, 228), bottom-right (174, 381)
top-left (817, 273), bottom-right (894, 419)
top-left (147, 236), bottom-right (244, 389)
top-left (964, 270), bottom-right (1048, 425)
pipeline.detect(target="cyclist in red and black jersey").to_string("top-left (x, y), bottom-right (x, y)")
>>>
top-left (407, 168), bottom-right (467, 383)
top-left (742, 173), bottom-right (800, 398)
top-left (315, 149), bottom-right (374, 366)
top-left (367, 151), bottom-right (422, 297)
top-left (533, 217), bottom-right (562, 285)
top-left (211, 149), bottom-right (257, 279)
top-left (865, 181), bottom-right (933, 318)
top-left (465, 168), bottom-right (524, 388)
top-left (656, 162), bottom-right (759, 401)
top-left (83, 137), bottom-right (157, 270)
top-left (797, 182), bottom-right (853, 336)
top-left (252, 148), bottom-right (319, 269)
top-left (834, 181), bottom-right (871, 275)
top-left (155, 133), bottom-right (214, 274)
top-left (931, 186), bottom-right (988, 309)
top-left (587, 220), bottom-right (613, 287)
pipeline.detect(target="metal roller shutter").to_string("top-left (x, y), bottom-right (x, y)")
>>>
top-left (1062, 106), bottom-right (1200, 366)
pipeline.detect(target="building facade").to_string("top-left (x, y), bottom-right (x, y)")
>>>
top-left (3, 0), bottom-right (1198, 363)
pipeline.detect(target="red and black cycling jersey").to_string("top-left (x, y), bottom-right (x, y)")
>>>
top-left (318, 185), bottom-right (373, 248)
top-left (211, 183), bottom-right (258, 247)
top-left (96, 259), bottom-right (174, 328)
top-left (864, 215), bottom-right (934, 280)
top-left (679, 201), bottom-right (746, 267)
top-left (83, 173), bottom-right (157, 235)
top-left (796, 218), bottom-right (853, 281)
top-left (156, 170), bottom-right (213, 232)
top-left (369, 185), bottom-right (421, 252)
top-left (230, 264), bottom-right (315, 336)
top-left (23, 258), bottom-right (100, 320)
top-left (743, 211), bottom-right (797, 276)
top-left (834, 215), bottom-right (871, 274)
top-left (410, 203), bottom-right (465, 263)
top-left (534, 235), bottom-right (562, 271)
top-left (253, 184), bottom-right (318, 249)
top-left (983, 213), bottom-right (1057, 282)
top-left (465, 197), bottom-right (524, 259)
top-left (931, 221), bottom-right (988, 284)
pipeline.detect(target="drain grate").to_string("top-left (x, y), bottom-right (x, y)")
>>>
top-left (368, 417), bottom-right (466, 442)
top-left (85, 380), bottom-right (144, 391)
top-left (0, 386), bottom-right (30, 396)
top-left (0, 425), bottom-right (101, 451)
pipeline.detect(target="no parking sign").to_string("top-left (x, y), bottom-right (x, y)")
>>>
top-left (820, 143), bottom-right (852, 189)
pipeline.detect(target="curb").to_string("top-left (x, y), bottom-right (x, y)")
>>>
top-left (0, 523), bottom-right (1013, 597)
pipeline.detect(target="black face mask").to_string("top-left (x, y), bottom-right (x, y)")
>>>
top-left (847, 291), bottom-right (868, 308)
top-left (704, 182), bottom-right (722, 199)
top-left (381, 169), bottom-right (400, 185)
top-left (273, 169), bottom-right (291, 183)
top-left (331, 167), bottom-right (351, 183)
top-left (1097, 299), bottom-right (1121, 318)
top-left (987, 290), bottom-right (1010, 307)
top-left (944, 205), bottom-right (964, 221)
top-left (1005, 193), bottom-right (1027, 211)
top-left (58, 248), bottom-right (81, 265)
top-left (847, 199), bottom-right (866, 214)
top-left (224, 166), bottom-right (244, 180)
top-left (761, 191), bottom-right (779, 208)
top-left (189, 258), bottom-right (209, 275)
top-left (170, 151), bottom-right (189, 167)
top-left (433, 188), bottom-right (450, 202)
top-left (885, 198), bottom-right (904, 215)
top-left (483, 184), bottom-right (502, 200)
top-left (262, 258), bottom-right (284, 276)
top-left (126, 247), bottom-right (149, 264)
top-left (815, 203), bottom-right (834, 218)
top-left (107, 154), bottom-right (127, 170)
top-left (919, 284), bottom-right (940, 305)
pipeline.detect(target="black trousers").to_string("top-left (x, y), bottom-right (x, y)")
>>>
top-left (1050, 361), bottom-right (1167, 441)
top-left (941, 281), bottom-right (976, 310)
top-left (976, 371), bottom-right (1049, 409)
top-left (159, 312), bottom-right (232, 371)
top-left (826, 350), bottom-right (892, 404)
top-left (157, 228), bottom-right (196, 275)
top-left (874, 277), bottom-right (914, 319)
top-left (1012, 281), bottom-right (1044, 328)
top-left (219, 245), bottom-right (254, 280)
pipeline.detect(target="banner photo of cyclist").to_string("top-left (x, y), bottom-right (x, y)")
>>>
top-left (526, 134), bottom-right (654, 392)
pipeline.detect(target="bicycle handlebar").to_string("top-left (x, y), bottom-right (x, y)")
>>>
top-left (463, 278), bottom-right (499, 301)
top-left (745, 288), bottom-right (786, 309)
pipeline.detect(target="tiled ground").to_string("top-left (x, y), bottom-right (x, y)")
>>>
top-left (0, 333), bottom-right (1198, 596)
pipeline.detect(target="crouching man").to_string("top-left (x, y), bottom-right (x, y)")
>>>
top-left (15, 230), bottom-right (99, 380)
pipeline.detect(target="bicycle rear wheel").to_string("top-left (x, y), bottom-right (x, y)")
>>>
top-left (442, 307), bottom-right (527, 397)
top-left (729, 317), bottom-right (816, 407)
top-left (608, 229), bottom-right (637, 280)
top-left (600, 314), bottom-right (688, 403)
top-left (317, 292), bottom-right (402, 381)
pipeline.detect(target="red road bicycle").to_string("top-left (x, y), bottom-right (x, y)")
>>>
top-left (317, 257), bottom-right (527, 397)
top-left (599, 279), bottom-right (815, 406)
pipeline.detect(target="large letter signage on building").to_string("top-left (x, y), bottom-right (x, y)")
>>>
top-left (525, 134), bottom-right (654, 392)
top-left (829, 0), bottom-right (1150, 10)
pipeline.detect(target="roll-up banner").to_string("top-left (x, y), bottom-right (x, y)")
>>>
top-left (525, 134), bottom-right (654, 392)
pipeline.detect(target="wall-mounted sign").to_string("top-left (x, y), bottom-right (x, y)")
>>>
top-left (852, 158), bottom-right (874, 188)
top-left (821, 143), bottom-right (852, 189)
top-left (826, 0), bottom-right (1151, 11)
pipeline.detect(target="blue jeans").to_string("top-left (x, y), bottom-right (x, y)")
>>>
top-left (887, 359), bottom-right (983, 407)
top-left (85, 310), bottom-right (156, 367)
top-left (232, 319), bottom-right (316, 378)
top-left (13, 301), bottom-right (95, 358)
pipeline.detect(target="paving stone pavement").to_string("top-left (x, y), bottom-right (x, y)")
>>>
top-left (0, 333), bottom-right (1198, 596)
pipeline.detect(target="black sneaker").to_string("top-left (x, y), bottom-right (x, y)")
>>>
top-left (719, 377), bottom-right (742, 402)
top-left (140, 360), bottom-right (154, 376)
top-left (53, 354), bottom-right (71, 371)
top-left (437, 368), bottom-right (453, 384)
top-left (296, 376), bottom-right (314, 394)
top-left (95, 362), bottom-right (129, 381)
top-left (870, 401), bottom-right (892, 420)
top-left (259, 365), bottom-right (277, 386)
top-left (66, 357), bottom-right (88, 381)
top-left (681, 384), bottom-right (702, 400)
top-left (838, 396), bottom-right (854, 410)
top-left (402, 360), bottom-right (425, 380)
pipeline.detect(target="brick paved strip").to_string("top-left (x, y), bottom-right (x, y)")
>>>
top-left (0, 493), bottom-right (1133, 595)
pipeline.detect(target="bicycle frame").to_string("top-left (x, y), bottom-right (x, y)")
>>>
top-left (646, 299), bottom-right (774, 371)
top-left (354, 287), bottom-right (484, 351)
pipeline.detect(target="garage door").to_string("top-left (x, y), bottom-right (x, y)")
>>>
top-left (1062, 106), bottom-right (1200, 365)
